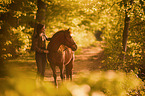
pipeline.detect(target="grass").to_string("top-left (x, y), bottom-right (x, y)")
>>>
top-left (5, 52), bottom-right (36, 78)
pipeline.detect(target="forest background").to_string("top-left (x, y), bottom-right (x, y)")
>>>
top-left (0, 0), bottom-right (145, 96)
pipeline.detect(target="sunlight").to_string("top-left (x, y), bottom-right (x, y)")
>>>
top-left (66, 83), bottom-right (90, 96)
top-left (92, 91), bottom-right (106, 96)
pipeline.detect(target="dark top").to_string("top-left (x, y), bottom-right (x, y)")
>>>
top-left (32, 33), bottom-right (49, 53)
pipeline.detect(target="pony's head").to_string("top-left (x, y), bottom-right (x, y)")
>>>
top-left (63, 28), bottom-right (77, 51)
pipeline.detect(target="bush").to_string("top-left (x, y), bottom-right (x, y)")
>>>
top-left (0, 70), bottom-right (144, 96)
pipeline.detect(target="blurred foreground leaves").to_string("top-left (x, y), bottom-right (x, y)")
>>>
top-left (0, 70), bottom-right (144, 96)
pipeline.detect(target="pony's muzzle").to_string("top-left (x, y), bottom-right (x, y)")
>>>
top-left (72, 44), bottom-right (77, 51)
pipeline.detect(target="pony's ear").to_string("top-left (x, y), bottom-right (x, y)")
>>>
top-left (67, 28), bottom-right (70, 31)
top-left (67, 28), bottom-right (72, 34)
top-left (67, 28), bottom-right (71, 34)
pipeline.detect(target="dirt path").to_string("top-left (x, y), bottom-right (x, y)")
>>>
top-left (44, 42), bottom-right (104, 81)
top-left (74, 42), bottom-right (104, 73)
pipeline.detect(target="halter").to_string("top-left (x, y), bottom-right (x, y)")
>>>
top-left (63, 47), bottom-right (68, 51)
top-left (64, 32), bottom-right (76, 46)
top-left (63, 32), bottom-right (76, 51)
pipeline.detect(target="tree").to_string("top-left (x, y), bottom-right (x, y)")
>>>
top-left (99, 0), bottom-right (145, 74)
top-left (31, 0), bottom-right (47, 50)
top-left (122, 0), bottom-right (134, 62)
top-left (36, 0), bottom-right (47, 24)
top-left (0, 0), bottom-right (37, 76)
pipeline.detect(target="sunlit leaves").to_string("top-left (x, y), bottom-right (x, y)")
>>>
top-left (14, 26), bottom-right (31, 52)
top-left (74, 70), bottom-right (143, 96)
top-left (1, 53), bottom-right (12, 59)
top-left (100, 0), bottom-right (145, 73)
top-left (0, 0), bottom-right (37, 61)
top-left (5, 40), bottom-right (12, 45)
top-left (66, 83), bottom-right (90, 96)
top-left (13, 11), bottom-right (23, 18)
top-left (127, 41), bottom-right (142, 58)
top-left (1, 66), bottom-right (144, 96)
top-left (0, 3), bottom-right (9, 13)
top-left (0, 0), bottom-right (12, 4)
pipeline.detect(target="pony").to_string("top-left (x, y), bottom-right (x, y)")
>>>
top-left (47, 29), bottom-right (77, 86)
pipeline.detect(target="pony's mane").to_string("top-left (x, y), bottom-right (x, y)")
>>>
top-left (52, 29), bottom-right (70, 38)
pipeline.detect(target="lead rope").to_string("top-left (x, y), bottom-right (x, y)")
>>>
top-left (63, 48), bottom-right (68, 51)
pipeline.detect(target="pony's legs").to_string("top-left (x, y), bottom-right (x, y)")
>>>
top-left (50, 65), bottom-right (57, 86)
top-left (66, 58), bottom-right (73, 80)
top-left (59, 65), bottom-right (65, 80)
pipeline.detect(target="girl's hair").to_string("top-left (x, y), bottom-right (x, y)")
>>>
top-left (37, 24), bottom-right (44, 33)
top-left (31, 24), bottom-right (45, 50)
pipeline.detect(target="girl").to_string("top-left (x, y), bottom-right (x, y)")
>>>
top-left (31, 24), bottom-right (50, 80)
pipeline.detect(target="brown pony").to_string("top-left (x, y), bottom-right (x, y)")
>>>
top-left (47, 29), bottom-right (77, 86)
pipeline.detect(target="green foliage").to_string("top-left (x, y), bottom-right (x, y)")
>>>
top-left (0, 0), bottom-right (36, 60)
top-left (1, 26), bottom-right (33, 59)
top-left (11, 26), bottom-right (32, 53)
top-left (100, 0), bottom-right (145, 74)
top-left (73, 70), bottom-right (144, 96)
top-left (0, 70), bottom-right (144, 96)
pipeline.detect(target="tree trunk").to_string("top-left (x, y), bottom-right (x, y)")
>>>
top-left (36, 0), bottom-right (47, 24)
top-left (35, 0), bottom-right (46, 34)
top-left (122, 0), bottom-right (133, 61)
top-left (31, 0), bottom-right (46, 50)
top-left (122, 11), bottom-right (130, 60)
